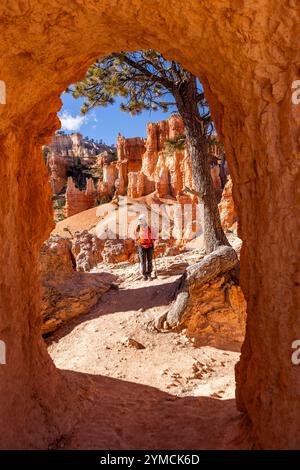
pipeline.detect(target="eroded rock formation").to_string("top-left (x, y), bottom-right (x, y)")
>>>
top-left (72, 230), bottom-right (104, 272)
top-left (47, 154), bottom-right (67, 195)
top-left (102, 239), bottom-right (136, 264)
top-left (117, 115), bottom-right (225, 201)
top-left (45, 133), bottom-right (115, 197)
top-left (65, 177), bottom-right (97, 217)
top-left (45, 132), bottom-right (113, 162)
top-left (1, 0), bottom-right (299, 451)
top-left (117, 134), bottom-right (146, 170)
top-left (49, 115), bottom-right (226, 219)
top-left (40, 236), bottom-right (115, 334)
top-left (166, 246), bottom-right (246, 351)
top-left (115, 134), bottom-right (145, 196)
top-left (97, 153), bottom-right (118, 199)
top-left (219, 176), bottom-right (238, 232)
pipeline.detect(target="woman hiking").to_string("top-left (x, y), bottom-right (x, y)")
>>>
top-left (134, 214), bottom-right (158, 280)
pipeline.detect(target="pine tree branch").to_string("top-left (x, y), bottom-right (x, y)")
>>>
top-left (121, 54), bottom-right (174, 91)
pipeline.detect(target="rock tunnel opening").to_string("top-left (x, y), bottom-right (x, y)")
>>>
top-left (41, 47), bottom-right (245, 402)
top-left (37, 47), bottom-right (248, 450)
top-left (0, 0), bottom-right (299, 450)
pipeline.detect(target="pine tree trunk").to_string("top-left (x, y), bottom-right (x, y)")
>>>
top-left (173, 73), bottom-right (230, 253)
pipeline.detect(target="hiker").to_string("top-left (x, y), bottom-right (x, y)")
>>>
top-left (134, 214), bottom-right (158, 280)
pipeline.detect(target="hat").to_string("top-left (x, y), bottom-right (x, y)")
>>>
top-left (138, 213), bottom-right (147, 221)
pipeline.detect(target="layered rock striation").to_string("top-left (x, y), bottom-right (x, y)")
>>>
top-left (46, 117), bottom-right (227, 219)
top-left (39, 236), bottom-right (115, 334)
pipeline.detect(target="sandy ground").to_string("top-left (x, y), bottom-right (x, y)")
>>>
top-left (47, 257), bottom-right (250, 449)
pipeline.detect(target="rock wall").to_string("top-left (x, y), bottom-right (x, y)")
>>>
top-left (65, 177), bottom-right (97, 217)
top-left (115, 134), bottom-right (145, 196)
top-left (40, 236), bottom-right (115, 334)
top-left (0, 129), bottom-right (75, 449)
top-left (45, 133), bottom-right (115, 195)
top-left (185, 276), bottom-right (246, 351)
top-left (72, 230), bottom-right (104, 271)
top-left (40, 236), bottom-right (75, 277)
top-left (127, 171), bottom-right (145, 198)
top-left (219, 176), bottom-right (238, 232)
top-left (98, 162), bottom-right (118, 198)
top-left (47, 154), bottom-right (67, 195)
top-left (45, 132), bottom-right (113, 160)
top-left (117, 133), bottom-right (146, 166)
top-left (0, 0), bottom-right (299, 450)
top-left (48, 116), bottom-right (226, 216)
top-left (127, 115), bottom-right (188, 198)
top-left (114, 114), bottom-right (225, 202)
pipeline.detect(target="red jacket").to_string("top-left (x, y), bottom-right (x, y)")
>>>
top-left (134, 224), bottom-right (157, 248)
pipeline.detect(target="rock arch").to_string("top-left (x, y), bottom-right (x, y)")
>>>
top-left (0, 0), bottom-right (299, 449)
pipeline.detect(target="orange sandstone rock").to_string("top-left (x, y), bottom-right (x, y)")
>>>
top-left (46, 154), bottom-right (67, 195)
top-left (65, 177), bottom-right (97, 217)
top-left (218, 176), bottom-right (238, 232)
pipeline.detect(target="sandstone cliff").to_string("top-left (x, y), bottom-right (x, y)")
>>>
top-left (46, 117), bottom-right (228, 220)
top-left (45, 132), bottom-right (114, 163)
top-left (115, 114), bottom-right (226, 201)
top-left (218, 176), bottom-right (237, 232)
top-left (44, 132), bottom-right (115, 198)
top-left (65, 176), bottom-right (97, 218)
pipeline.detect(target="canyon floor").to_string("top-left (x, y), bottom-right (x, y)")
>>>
top-left (47, 253), bottom-right (249, 450)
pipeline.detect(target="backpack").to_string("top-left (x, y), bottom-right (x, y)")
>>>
top-left (135, 224), bottom-right (154, 248)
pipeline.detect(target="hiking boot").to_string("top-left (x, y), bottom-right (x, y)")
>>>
top-left (143, 275), bottom-right (148, 281)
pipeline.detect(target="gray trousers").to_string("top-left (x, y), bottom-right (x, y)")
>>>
top-left (138, 246), bottom-right (153, 275)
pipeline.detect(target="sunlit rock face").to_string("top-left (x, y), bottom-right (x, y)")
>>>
top-left (219, 176), bottom-right (238, 232)
top-left (65, 177), bottom-right (97, 217)
top-left (39, 235), bottom-right (115, 335)
top-left (45, 133), bottom-right (115, 195)
top-left (117, 114), bottom-right (224, 201)
top-left (47, 115), bottom-right (225, 218)
top-left (46, 153), bottom-right (67, 195)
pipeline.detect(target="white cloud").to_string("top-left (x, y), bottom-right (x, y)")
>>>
top-left (89, 110), bottom-right (98, 122)
top-left (60, 111), bottom-right (86, 131)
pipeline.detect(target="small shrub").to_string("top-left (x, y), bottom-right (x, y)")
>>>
top-left (165, 133), bottom-right (186, 153)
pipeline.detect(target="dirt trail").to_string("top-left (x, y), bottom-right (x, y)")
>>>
top-left (47, 258), bottom-right (249, 449)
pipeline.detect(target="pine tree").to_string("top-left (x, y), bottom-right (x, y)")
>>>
top-left (71, 50), bottom-right (229, 253)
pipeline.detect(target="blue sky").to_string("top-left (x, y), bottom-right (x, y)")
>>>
top-left (59, 91), bottom-right (175, 145)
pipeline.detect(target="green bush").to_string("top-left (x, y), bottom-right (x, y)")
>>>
top-left (165, 133), bottom-right (186, 153)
